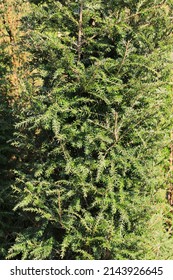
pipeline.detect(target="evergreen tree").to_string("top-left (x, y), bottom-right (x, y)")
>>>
top-left (6, 0), bottom-right (173, 259)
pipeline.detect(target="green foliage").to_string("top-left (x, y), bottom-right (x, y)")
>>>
top-left (1, 0), bottom-right (173, 259)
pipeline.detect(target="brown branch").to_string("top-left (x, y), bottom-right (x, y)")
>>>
top-left (117, 40), bottom-right (131, 74)
top-left (114, 111), bottom-right (119, 142)
top-left (81, 33), bottom-right (98, 46)
top-left (77, 1), bottom-right (83, 62)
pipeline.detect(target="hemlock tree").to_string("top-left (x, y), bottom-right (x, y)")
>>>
top-left (7, 0), bottom-right (173, 259)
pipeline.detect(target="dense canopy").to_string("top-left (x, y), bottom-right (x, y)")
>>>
top-left (1, 0), bottom-right (173, 259)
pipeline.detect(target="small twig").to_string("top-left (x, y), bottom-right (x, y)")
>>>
top-left (114, 111), bottom-right (119, 142)
top-left (117, 40), bottom-right (131, 74)
top-left (81, 33), bottom-right (98, 46)
top-left (58, 190), bottom-right (64, 228)
top-left (102, 111), bottom-right (119, 159)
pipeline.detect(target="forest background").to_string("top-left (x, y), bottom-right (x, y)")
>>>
top-left (1, 0), bottom-right (173, 260)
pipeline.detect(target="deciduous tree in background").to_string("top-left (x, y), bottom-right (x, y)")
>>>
top-left (0, 0), bottom-right (31, 258)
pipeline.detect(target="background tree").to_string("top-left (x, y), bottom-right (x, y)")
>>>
top-left (0, 0), bottom-right (30, 258)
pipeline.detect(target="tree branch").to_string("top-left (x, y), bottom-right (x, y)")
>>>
top-left (77, 1), bottom-right (83, 62)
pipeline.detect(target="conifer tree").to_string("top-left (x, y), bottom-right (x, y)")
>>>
top-left (7, 0), bottom-right (173, 259)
